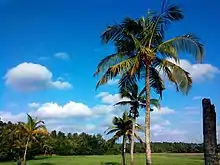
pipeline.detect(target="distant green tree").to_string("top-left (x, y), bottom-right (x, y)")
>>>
top-left (105, 112), bottom-right (142, 165)
top-left (19, 114), bottom-right (47, 165)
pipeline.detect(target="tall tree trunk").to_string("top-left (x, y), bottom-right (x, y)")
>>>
top-left (23, 138), bottom-right (30, 165)
top-left (145, 64), bottom-right (152, 165)
top-left (202, 99), bottom-right (219, 165)
top-left (17, 154), bottom-right (21, 165)
top-left (121, 135), bottom-right (126, 165)
top-left (130, 117), bottom-right (136, 165)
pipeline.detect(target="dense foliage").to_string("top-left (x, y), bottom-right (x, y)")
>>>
top-left (0, 120), bottom-right (219, 162)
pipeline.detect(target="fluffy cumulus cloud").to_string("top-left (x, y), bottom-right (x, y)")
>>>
top-left (51, 81), bottom-right (72, 89)
top-left (0, 111), bottom-right (26, 122)
top-left (92, 104), bottom-right (118, 116)
top-left (54, 52), bottom-right (70, 60)
top-left (4, 63), bottom-right (72, 91)
top-left (29, 100), bottom-right (120, 122)
top-left (28, 102), bottom-right (40, 108)
top-left (32, 102), bottom-right (93, 118)
top-left (168, 59), bottom-right (220, 82)
top-left (151, 106), bottom-right (175, 115)
top-left (96, 92), bottom-right (129, 104)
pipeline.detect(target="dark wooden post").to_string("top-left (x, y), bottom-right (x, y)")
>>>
top-left (202, 98), bottom-right (219, 165)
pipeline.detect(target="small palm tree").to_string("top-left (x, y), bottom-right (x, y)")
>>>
top-left (105, 111), bottom-right (142, 165)
top-left (94, 2), bottom-right (204, 164)
top-left (116, 82), bottom-right (160, 165)
top-left (19, 114), bottom-right (47, 165)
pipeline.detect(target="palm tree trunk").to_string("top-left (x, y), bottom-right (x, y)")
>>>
top-left (23, 138), bottom-right (30, 165)
top-left (121, 135), bottom-right (126, 165)
top-left (130, 117), bottom-right (136, 165)
top-left (145, 64), bottom-right (152, 165)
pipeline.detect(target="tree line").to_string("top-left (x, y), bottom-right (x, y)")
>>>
top-left (1, 119), bottom-right (219, 162)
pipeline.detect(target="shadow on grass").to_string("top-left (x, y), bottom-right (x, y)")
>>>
top-left (102, 162), bottom-right (120, 165)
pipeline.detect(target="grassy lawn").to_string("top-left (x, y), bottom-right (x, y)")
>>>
top-left (0, 154), bottom-right (205, 165)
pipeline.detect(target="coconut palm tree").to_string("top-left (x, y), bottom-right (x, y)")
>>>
top-left (105, 111), bottom-right (143, 165)
top-left (19, 114), bottom-right (47, 165)
top-left (116, 82), bottom-right (160, 165)
top-left (94, 1), bottom-right (204, 164)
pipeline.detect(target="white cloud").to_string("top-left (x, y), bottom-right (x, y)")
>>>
top-left (152, 129), bottom-right (186, 142)
top-left (107, 79), bottom-right (119, 85)
top-left (28, 102), bottom-right (40, 108)
top-left (92, 104), bottom-right (118, 115)
top-left (168, 59), bottom-right (220, 82)
top-left (32, 101), bottom-right (92, 118)
top-left (4, 62), bottom-right (72, 91)
top-left (192, 96), bottom-right (203, 100)
top-left (96, 92), bottom-right (129, 105)
top-left (162, 120), bottom-right (171, 126)
top-left (151, 124), bottom-right (164, 132)
top-left (151, 106), bottom-right (175, 115)
top-left (54, 52), bottom-right (70, 60)
top-left (52, 81), bottom-right (72, 89)
top-left (0, 111), bottom-right (26, 123)
top-left (137, 113), bottom-right (187, 142)
top-left (96, 92), bottom-right (121, 104)
top-left (184, 106), bottom-right (200, 115)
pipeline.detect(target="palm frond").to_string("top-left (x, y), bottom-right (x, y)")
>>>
top-left (134, 133), bottom-right (143, 143)
top-left (35, 120), bottom-right (45, 126)
top-left (105, 129), bottom-right (120, 135)
top-left (149, 1), bottom-right (184, 45)
top-left (157, 33), bottom-right (204, 62)
top-left (157, 41), bottom-right (178, 62)
top-left (150, 66), bottom-right (165, 97)
top-left (96, 56), bottom-right (136, 89)
top-left (156, 58), bottom-right (192, 94)
top-left (135, 123), bottom-right (144, 132)
top-left (118, 72), bottom-right (139, 95)
top-left (101, 24), bottom-right (124, 44)
top-left (150, 99), bottom-right (161, 109)
top-left (114, 101), bottom-right (132, 106)
top-left (32, 127), bottom-right (48, 135)
top-left (94, 53), bottom-right (127, 77)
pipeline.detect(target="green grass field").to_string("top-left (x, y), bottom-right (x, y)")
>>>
top-left (0, 154), bottom-right (207, 165)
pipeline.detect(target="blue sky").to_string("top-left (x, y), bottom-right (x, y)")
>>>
top-left (0, 0), bottom-right (220, 142)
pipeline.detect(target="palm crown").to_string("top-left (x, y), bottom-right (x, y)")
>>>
top-left (116, 82), bottom-right (161, 118)
top-left (105, 111), bottom-right (143, 143)
top-left (20, 114), bottom-right (47, 138)
top-left (94, 2), bottom-right (203, 94)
